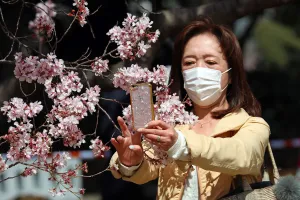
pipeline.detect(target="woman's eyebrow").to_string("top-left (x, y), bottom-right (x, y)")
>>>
top-left (182, 55), bottom-right (196, 60)
top-left (202, 53), bottom-right (219, 58)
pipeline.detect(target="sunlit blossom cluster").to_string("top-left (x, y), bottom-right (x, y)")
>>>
top-left (69, 0), bottom-right (90, 27)
top-left (14, 52), bottom-right (64, 84)
top-left (154, 94), bottom-right (198, 125)
top-left (113, 64), bottom-right (167, 93)
top-left (89, 137), bottom-right (110, 158)
top-left (91, 58), bottom-right (109, 76)
top-left (0, 154), bottom-right (7, 173)
top-left (28, 0), bottom-right (56, 38)
top-left (122, 105), bottom-right (133, 130)
top-left (107, 13), bottom-right (160, 60)
top-left (1, 97), bottom-right (43, 122)
top-left (45, 79), bottom-right (101, 148)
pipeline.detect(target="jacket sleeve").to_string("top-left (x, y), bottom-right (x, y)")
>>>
top-left (109, 145), bottom-right (159, 184)
top-left (179, 117), bottom-right (270, 176)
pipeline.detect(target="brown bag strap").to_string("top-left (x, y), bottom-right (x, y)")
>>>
top-left (237, 142), bottom-right (280, 192)
top-left (267, 142), bottom-right (280, 183)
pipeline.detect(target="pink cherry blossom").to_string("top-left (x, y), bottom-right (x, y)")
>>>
top-left (91, 58), bottom-right (109, 76)
top-left (1, 98), bottom-right (43, 122)
top-left (30, 131), bottom-right (53, 161)
top-left (70, 0), bottom-right (90, 27)
top-left (155, 94), bottom-right (198, 125)
top-left (62, 124), bottom-right (86, 148)
top-left (44, 71), bottom-right (83, 101)
top-left (149, 65), bottom-right (168, 85)
top-left (147, 30), bottom-right (160, 43)
top-left (35, 0), bottom-right (56, 17)
top-left (49, 188), bottom-right (66, 197)
top-left (81, 85), bottom-right (101, 113)
top-left (136, 41), bottom-right (151, 58)
top-left (113, 64), bottom-right (167, 93)
top-left (50, 152), bottom-right (71, 169)
top-left (61, 169), bottom-right (77, 186)
top-left (0, 154), bottom-right (7, 173)
top-left (89, 137), bottom-right (110, 158)
top-left (79, 188), bottom-right (86, 195)
top-left (112, 64), bottom-right (150, 92)
top-left (107, 13), bottom-right (159, 60)
top-left (14, 52), bottom-right (64, 84)
top-left (22, 167), bottom-right (37, 177)
top-left (122, 105), bottom-right (133, 131)
top-left (29, 0), bottom-right (56, 38)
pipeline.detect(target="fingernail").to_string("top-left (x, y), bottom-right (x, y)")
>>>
top-left (137, 128), bottom-right (142, 132)
top-left (129, 145), bottom-right (134, 150)
top-left (144, 124), bottom-right (148, 128)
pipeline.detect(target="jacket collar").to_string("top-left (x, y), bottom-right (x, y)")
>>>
top-left (211, 108), bottom-right (251, 137)
top-left (176, 108), bottom-right (251, 137)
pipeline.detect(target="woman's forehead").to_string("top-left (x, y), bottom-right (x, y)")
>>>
top-left (183, 34), bottom-right (223, 57)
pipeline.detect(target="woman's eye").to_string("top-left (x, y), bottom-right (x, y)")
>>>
top-left (206, 60), bottom-right (217, 65)
top-left (184, 61), bottom-right (195, 66)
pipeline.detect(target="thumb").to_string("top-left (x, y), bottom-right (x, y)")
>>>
top-left (129, 144), bottom-right (143, 156)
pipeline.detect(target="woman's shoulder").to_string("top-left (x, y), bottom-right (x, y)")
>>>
top-left (239, 108), bottom-right (269, 128)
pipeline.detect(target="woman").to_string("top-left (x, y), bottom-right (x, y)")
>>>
top-left (109, 17), bottom-right (270, 200)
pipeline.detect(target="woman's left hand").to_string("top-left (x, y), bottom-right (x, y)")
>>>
top-left (137, 120), bottom-right (178, 151)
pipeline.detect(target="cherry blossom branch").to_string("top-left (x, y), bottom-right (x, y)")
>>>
top-left (7, 161), bottom-right (20, 169)
top-left (3, 0), bottom-right (24, 60)
top-left (102, 41), bottom-right (111, 56)
top-left (1, 0), bottom-right (19, 4)
top-left (0, 140), bottom-right (7, 147)
top-left (57, 11), bottom-right (79, 43)
top-left (0, 3), bottom-right (44, 57)
top-left (0, 60), bottom-right (14, 64)
top-left (96, 103), bottom-right (121, 134)
top-left (89, 4), bottom-right (102, 16)
top-left (81, 70), bottom-right (90, 88)
top-left (0, 173), bottom-right (22, 183)
top-left (90, 108), bottom-right (100, 136)
top-left (99, 97), bottom-right (128, 107)
top-left (68, 48), bottom-right (117, 67)
top-left (64, 67), bottom-right (94, 73)
top-left (19, 81), bottom-right (37, 97)
top-left (73, 47), bottom-right (91, 63)
top-left (79, 166), bottom-right (110, 178)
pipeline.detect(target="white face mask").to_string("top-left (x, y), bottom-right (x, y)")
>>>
top-left (182, 67), bottom-right (231, 106)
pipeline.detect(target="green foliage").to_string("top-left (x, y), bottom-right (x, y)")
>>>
top-left (254, 19), bottom-right (300, 67)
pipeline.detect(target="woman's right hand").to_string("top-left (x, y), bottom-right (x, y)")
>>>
top-left (111, 116), bottom-right (143, 167)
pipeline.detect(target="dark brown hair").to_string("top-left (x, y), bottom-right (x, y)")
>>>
top-left (170, 17), bottom-right (261, 118)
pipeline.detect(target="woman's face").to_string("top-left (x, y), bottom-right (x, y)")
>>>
top-left (181, 33), bottom-right (230, 89)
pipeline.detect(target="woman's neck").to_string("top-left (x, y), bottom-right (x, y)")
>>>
top-left (193, 95), bottom-right (229, 121)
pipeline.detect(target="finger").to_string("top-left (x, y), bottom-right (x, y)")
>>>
top-left (111, 138), bottom-right (120, 151)
top-left (137, 128), bottom-right (165, 136)
top-left (143, 137), bottom-right (157, 145)
top-left (116, 136), bottom-right (125, 144)
top-left (117, 116), bottom-right (130, 137)
top-left (146, 120), bottom-right (170, 130)
top-left (132, 131), bottom-right (142, 145)
top-left (143, 134), bottom-right (166, 144)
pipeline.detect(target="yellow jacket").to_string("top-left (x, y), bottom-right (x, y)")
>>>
top-left (109, 109), bottom-right (270, 199)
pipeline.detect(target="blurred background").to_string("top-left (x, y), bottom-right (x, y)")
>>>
top-left (0, 0), bottom-right (300, 199)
